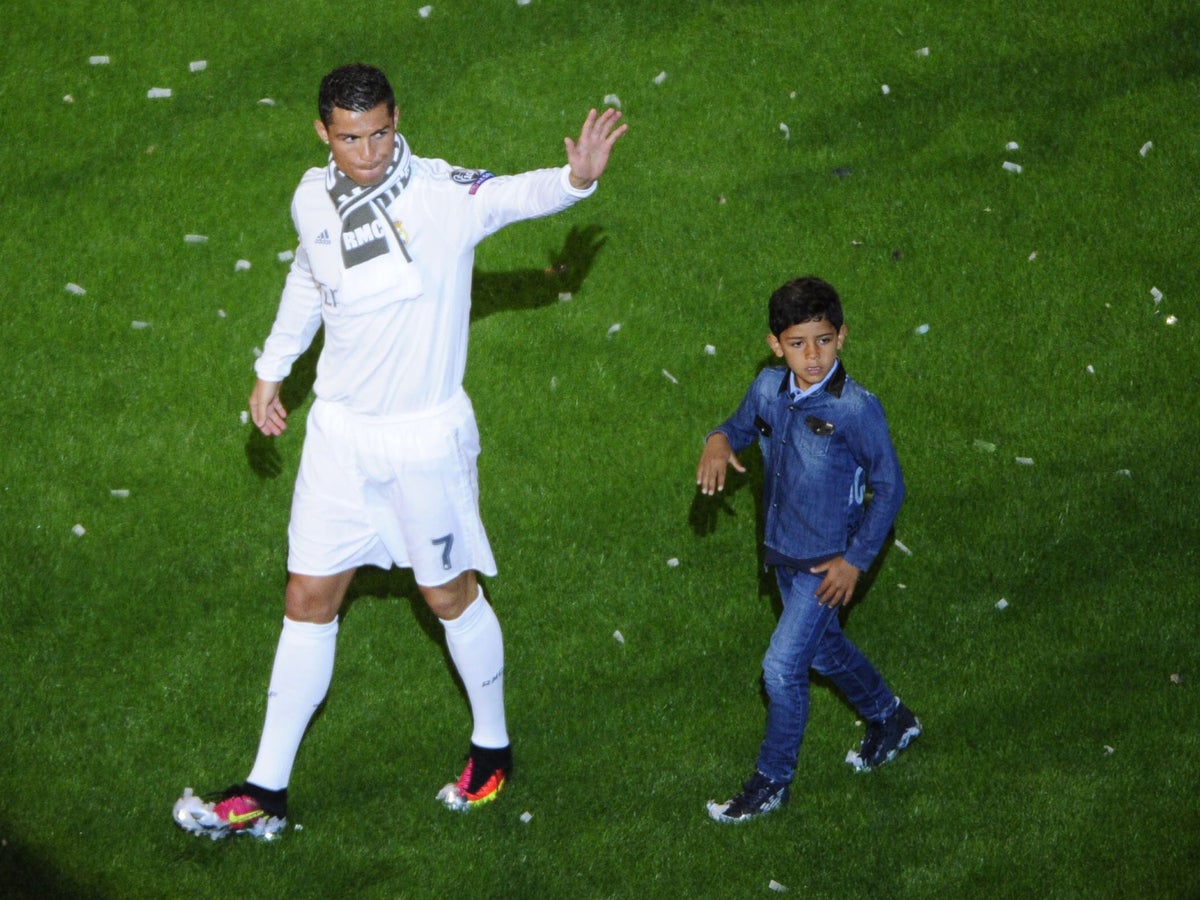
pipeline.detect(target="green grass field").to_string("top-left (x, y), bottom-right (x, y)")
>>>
top-left (2, 0), bottom-right (1198, 896)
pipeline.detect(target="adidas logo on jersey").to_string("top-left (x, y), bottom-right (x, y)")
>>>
top-left (315, 229), bottom-right (331, 245)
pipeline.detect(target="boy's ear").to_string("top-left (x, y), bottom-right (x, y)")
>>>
top-left (766, 333), bottom-right (784, 357)
top-left (314, 119), bottom-right (330, 145)
top-left (837, 325), bottom-right (847, 350)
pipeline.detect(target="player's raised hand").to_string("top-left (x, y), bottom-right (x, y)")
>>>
top-left (249, 378), bottom-right (289, 436)
top-left (565, 107), bottom-right (627, 190)
top-left (696, 433), bottom-right (746, 496)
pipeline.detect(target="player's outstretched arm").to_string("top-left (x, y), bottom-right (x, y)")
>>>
top-left (696, 432), bottom-right (745, 496)
top-left (565, 108), bottom-right (627, 190)
top-left (249, 378), bottom-right (289, 436)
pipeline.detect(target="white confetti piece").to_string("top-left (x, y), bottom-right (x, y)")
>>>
top-left (881, 84), bottom-right (890, 95)
top-left (418, 5), bottom-right (432, 17)
top-left (63, 94), bottom-right (74, 104)
top-left (240, 410), bottom-right (250, 425)
top-left (914, 323), bottom-right (930, 335)
top-left (915, 46), bottom-right (929, 56)
top-left (1002, 161), bottom-right (1022, 173)
top-left (607, 323), bottom-right (621, 337)
top-left (704, 344), bottom-right (716, 356)
top-left (897, 583), bottom-right (907, 590)
top-left (893, 538), bottom-right (913, 556)
top-left (1165, 315), bottom-right (1178, 326)
top-left (1139, 141), bottom-right (1153, 157)
top-left (65, 283), bottom-right (87, 295)
top-left (666, 557), bottom-right (680, 568)
top-left (1005, 141), bottom-right (1020, 151)
top-left (1086, 364), bottom-right (1095, 374)
top-left (258, 98), bottom-right (276, 106)
top-left (293, 824), bottom-right (303, 832)
top-left (973, 439), bottom-right (997, 453)
top-left (1028, 251), bottom-right (1037, 261)
top-left (72, 524), bottom-right (86, 537)
top-left (1103, 745), bottom-right (1115, 755)
top-left (277, 250), bottom-right (294, 263)
top-left (234, 259), bottom-right (252, 272)
top-left (779, 122), bottom-right (791, 141)
top-left (89, 55), bottom-right (110, 65)
top-left (662, 369), bottom-right (678, 384)
top-left (653, 71), bottom-right (668, 85)
top-left (147, 87), bottom-right (172, 99)
top-left (549, 376), bottom-right (558, 390)
top-left (613, 630), bottom-right (625, 644)
top-left (1115, 469), bottom-right (1131, 477)
top-left (520, 811), bottom-right (533, 823)
top-left (1170, 673), bottom-right (1183, 685)
top-left (252, 346), bottom-right (263, 358)
top-left (1150, 286), bottom-right (1163, 304)
top-left (517, 0), bottom-right (532, 5)
top-left (1014, 457), bottom-right (1034, 466)
top-left (110, 489), bottom-right (130, 498)
top-left (217, 309), bottom-right (227, 318)
top-left (995, 598), bottom-right (1008, 610)
top-left (189, 60), bottom-right (207, 72)
top-left (603, 93), bottom-right (621, 108)
top-left (184, 234), bottom-right (208, 244)
top-left (557, 292), bottom-right (572, 302)
top-left (131, 320), bottom-right (150, 329)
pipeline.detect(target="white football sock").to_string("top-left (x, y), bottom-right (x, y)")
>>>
top-left (246, 616), bottom-right (338, 791)
top-left (440, 589), bottom-right (508, 748)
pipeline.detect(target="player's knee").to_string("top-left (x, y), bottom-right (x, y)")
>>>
top-left (421, 571), bottom-right (477, 620)
top-left (284, 574), bottom-right (344, 623)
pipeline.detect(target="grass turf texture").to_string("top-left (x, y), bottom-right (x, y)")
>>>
top-left (1, 0), bottom-right (1198, 896)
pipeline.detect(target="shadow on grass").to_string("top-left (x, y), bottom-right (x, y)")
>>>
top-left (0, 825), bottom-right (112, 899)
top-left (242, 224), bottom-right (610, 479)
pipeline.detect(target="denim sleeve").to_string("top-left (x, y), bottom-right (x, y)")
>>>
top-left (843, 395), bottom-right (906, 572)
top-left (709, 372), bottom-right (771, 452)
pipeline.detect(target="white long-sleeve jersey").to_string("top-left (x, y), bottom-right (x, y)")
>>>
top-left (255, 158), bottom-right (595, 417)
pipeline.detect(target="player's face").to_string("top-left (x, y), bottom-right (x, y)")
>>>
top-left (767, 318), bottom-right (846, 389)
top-left (314, 102), bottom-right (398, 187)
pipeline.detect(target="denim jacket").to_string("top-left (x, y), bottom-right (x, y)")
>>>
top-left (713, 362), bottom-right (905, 573)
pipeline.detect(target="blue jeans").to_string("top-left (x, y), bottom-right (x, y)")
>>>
top-left (756, 565), bottom-right (896, 784)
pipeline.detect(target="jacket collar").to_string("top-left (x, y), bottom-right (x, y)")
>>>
top-left (777, 360), bottom-right (847, 399)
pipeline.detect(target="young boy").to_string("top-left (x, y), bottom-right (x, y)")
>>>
top-left (696, 276), bottom-right (919, 824)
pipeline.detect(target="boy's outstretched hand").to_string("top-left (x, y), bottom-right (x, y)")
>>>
top-left (696, 433), bottom-right (745, 495)
top-left (811, 556), bottom-right (861, 607)
top-left (565, 108), bottom-right (627, 190)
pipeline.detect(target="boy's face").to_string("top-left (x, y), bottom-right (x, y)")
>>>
top-left (767, 317), bottom-right (846, 389)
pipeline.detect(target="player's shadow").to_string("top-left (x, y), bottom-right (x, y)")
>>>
top-left (243, 223), bottom-right (609, 479)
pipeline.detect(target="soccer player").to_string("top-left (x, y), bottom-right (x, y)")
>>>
top-left (174, 63), bottom-right (626, 839)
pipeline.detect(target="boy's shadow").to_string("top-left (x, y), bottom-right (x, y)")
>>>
top-left (244, 224), bottom-right (609, 479)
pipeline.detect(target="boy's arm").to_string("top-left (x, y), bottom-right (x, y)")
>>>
top-left (842, 397), bottom-right (906, 573)
top-left (695, 373), bottom-right (771, 494)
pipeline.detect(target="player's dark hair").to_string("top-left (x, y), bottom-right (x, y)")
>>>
top-left (768, 276), bottom-right (844, 336)
top-left (318, 64), bottom-right (396, 125)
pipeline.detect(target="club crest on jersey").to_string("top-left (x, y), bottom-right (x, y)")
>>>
top-left (450, 169), bottom-right (495, 194)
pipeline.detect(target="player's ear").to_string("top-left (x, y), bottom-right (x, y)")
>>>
top-left (314, 119), bottom-right (330, 145)
top-left (766, 334), bottom-right (784, 358)
top-left (836, 325), bottom-right (847, 350)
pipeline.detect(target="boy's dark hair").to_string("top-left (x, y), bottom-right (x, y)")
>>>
top-left (769, 276), bottom-right (844, 336)
top-left (318, 64), bottom-right (396, 126)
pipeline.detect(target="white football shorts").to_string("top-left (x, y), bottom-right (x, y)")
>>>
top-left (287, 390), bottom-right (498, 585)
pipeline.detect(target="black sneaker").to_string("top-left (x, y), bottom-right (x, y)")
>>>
top-left (851, 699), bottom-right (921, 772)
top-left (706, 771), bottom-right (790, 823)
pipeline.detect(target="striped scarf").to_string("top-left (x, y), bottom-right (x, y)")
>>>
top-left (325, 133), bottom-right (412, 269)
